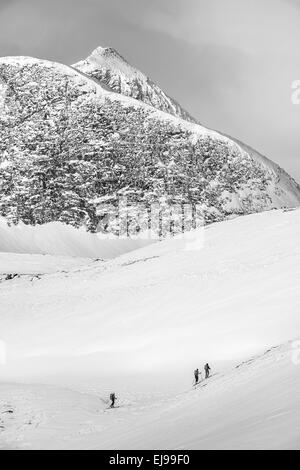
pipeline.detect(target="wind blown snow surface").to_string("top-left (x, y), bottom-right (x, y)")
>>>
top-left (0, 217), bottom-right (153, 259)
top-left (0, 209), bottom-right (299, 449)
top-left (1, 343), bottom-right (298, 450)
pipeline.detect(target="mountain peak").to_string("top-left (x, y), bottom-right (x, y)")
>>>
top-left (73, 46), bottom-right (196, 123)
top-left (80, 46), bottom-right (133, 74)
top-left (86, 46), bottom-right (130, 67)
top-left (89, 46), bottom-right (128, 63)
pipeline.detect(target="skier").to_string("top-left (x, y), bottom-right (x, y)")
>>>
top-left (204, 363), bottom-right (211, 379)
top-left (110, 393), bottom-right (117, 408)
top-left (194, 368), bottom-right (200, 385)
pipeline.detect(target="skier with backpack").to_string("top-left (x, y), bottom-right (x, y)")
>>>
top-left (204, 363), bottom-right (211, 379)
top-left (110, 393), bottom-right (117, 408)
top-left (194, 368), bottom-right (200, 385)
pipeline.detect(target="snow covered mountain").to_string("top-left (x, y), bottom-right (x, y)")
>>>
top-left (0, 48), bottom-right (300, 450)
top-left (73, 47), bottom-right (300, 209)
top-left (0, 52), bottom-right (299, 247)
top-left (1, 47), bottom-right (299, 451)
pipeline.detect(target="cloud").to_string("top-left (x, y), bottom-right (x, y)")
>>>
top-left (0, 0), bottom-right (19, 11)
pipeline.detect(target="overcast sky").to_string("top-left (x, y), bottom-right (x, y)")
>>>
top-left (0, 0), bottom-right (300, 181)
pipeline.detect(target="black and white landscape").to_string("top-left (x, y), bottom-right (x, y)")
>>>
top-left (0, 0), bottom-right (300, 451)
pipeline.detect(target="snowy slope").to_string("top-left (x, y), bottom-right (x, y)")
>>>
top-left (0, 209), bottom-right (299, 449)
top-left (0, 253), bottom-right (93, 277)
top-left (0, 217), bottom-right (153, 259)
top-left (0, 343), bottom-right (299, 450)
top-left (0, 208), bottom-right (299, 378)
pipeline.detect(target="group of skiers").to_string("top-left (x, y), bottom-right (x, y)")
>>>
top-left (194, 363), bottom-right (211, 385)
top-left (109, 363), bottom-right (212, 408)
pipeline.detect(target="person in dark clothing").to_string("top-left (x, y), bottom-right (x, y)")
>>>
top-left (194, 368), bottom-right (200, 385)
top-left (110, 393), bottom-right (117, 408)
top-left (204, 363), bottom-right (211, 379)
